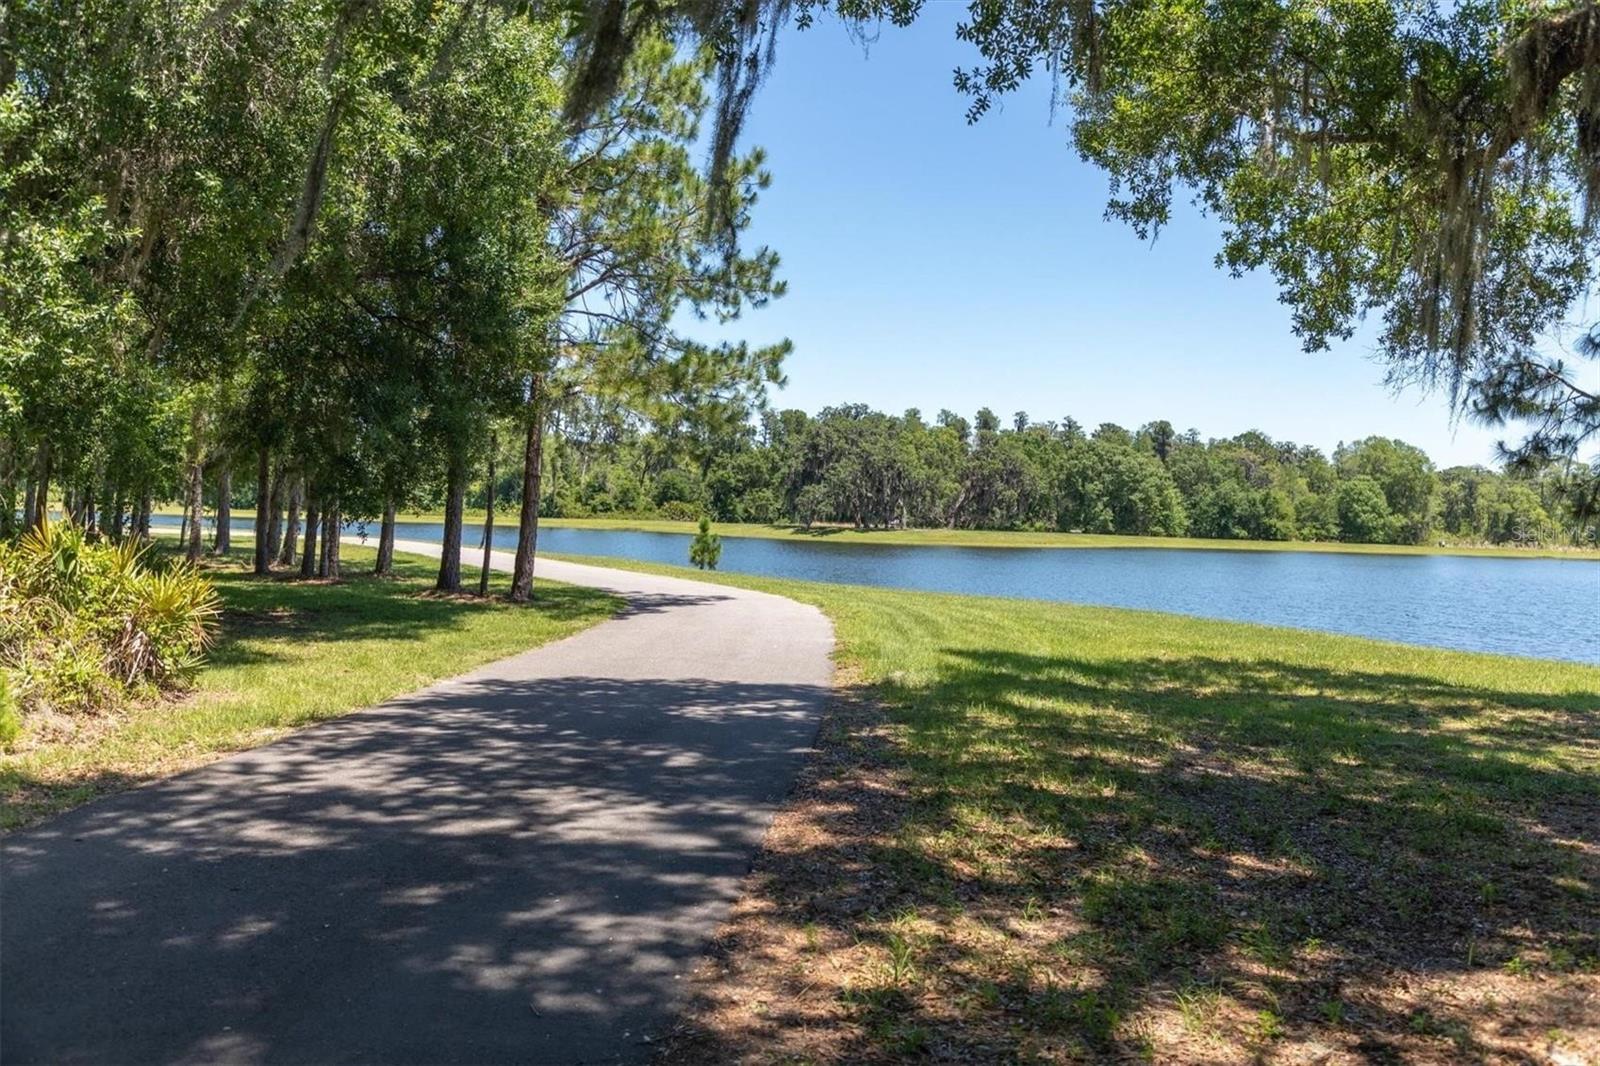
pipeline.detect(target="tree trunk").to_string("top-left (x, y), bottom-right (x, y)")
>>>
top-left (266, 466), bottom-right (286, 560)
top-left (185, 455), bottom-right (204, 563)
top-left (375, 498), bottom-right (396, 575)
top-left (321, 498), bottom-right (341, 578)
top-left (214, 467), bottom-right (232, 554)
top-left (300, 495), bottom-right (320, 578)
top-left (478, 432), bottom-right (496, 596)
top-left (22, 476), bottom-right (36, 534)
top-left (254, 448), bottom-right (272, 574)
top-left (279, 478), bottom-right (302, 567)
top-left (109, 486), bottom-right (126, 543)
top-left (82, 484), bottom-right (97, 535)
top-left (137, 494), bottom-right (151, 540)
top-left (30, 441), bottom-right (50, 529)
top-left (436, 454), bottom-right (466, 592)
top-left (510, 377), bottom-right (546, 602)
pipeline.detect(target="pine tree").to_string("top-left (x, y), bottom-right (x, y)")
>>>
top-left (689, 516), bottom-right (722, 570)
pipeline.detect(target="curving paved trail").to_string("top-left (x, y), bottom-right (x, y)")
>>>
top-left (2, 541), bottom-right (832, 1065)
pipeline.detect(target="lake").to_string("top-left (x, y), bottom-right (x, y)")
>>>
top-left (156, 516), bottom-right (1600, 664)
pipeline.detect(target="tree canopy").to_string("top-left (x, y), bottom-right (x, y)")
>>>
top-left (571, 0), bottom-right (1600, 467)
top-left (1, 0), bottom-right (790, 594)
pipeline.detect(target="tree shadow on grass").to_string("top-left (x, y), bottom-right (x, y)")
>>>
top-left (0, 557), bottom-right (633, 827)
top-left (199, 558), bottom-right (644, 671)
top-left (671, 650), bottom-right (1599, 1062)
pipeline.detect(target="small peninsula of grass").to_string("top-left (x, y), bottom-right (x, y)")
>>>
top-left (0, 547), bottom-right (619, 829)
top-left (548, 554), bottom-right (1600, 1063)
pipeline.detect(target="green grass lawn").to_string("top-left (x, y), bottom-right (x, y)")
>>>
top-left (152, 505), bottom-right (1600, 560)
top-left (547, 554), bottom-right (1600, 1063)
top-left (0, 547), bottom-right (619, 829)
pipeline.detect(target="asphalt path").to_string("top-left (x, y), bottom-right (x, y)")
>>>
top-left (2, 540), bottom-right (833, 1064)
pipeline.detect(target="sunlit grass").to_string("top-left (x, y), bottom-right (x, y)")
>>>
top-left (0, 547), bottom-right (619, 828)
top-left (554, 554), bottom-right (1600, 1062)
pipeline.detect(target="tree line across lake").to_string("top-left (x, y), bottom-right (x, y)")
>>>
top-left (173, 401), bottom-right (1597, 551)
top-left (521, 403), bottom-right (1600, 547)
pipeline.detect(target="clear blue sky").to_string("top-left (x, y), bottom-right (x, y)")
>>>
top-left (691, 6), bottom-right (1525, 468)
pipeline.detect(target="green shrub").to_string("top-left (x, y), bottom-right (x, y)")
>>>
top-left (659, 499), bottom-right (702, 522)
top-left (0, 519), bottom-right (220, 727)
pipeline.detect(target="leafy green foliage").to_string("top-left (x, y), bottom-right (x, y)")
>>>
top-left (563, 0), bottom-right (1600, 467)
top-left (533, 402), bottom-right (1596, 546)
top-left (0, 520), bottom-right (219, 726)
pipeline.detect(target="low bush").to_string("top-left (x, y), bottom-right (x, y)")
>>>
top-left (0, 520), bottom-right (219, 730)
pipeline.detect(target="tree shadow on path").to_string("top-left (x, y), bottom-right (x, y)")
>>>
top-left (3, 671), bottom-right (827, 1065)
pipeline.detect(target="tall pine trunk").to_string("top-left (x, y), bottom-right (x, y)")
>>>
top-left (300, 495), bottom-right (320, 578)
top-left (214, 468), bottom-right (232, 554)
top-left (510, 376), bottom-right (545, 602)
top-left (253, 448), bottom-right (272, 573)
top-left (478, 432), bottom-right (496, 596)
top-left (279, 478), bottom-right (302, 567)
top-left (436, 453), bottom-right (466, 592)
top-left (375, 498), bottom-right (396, 575)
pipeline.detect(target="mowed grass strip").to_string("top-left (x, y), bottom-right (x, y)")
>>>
top-left (547, 555), bottom-right (1600, 1064)
top-left (1, 547), bottom-right (620, 829)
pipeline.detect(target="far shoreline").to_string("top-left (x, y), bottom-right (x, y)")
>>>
top-left (151, 508), bottom-right (1600, 562)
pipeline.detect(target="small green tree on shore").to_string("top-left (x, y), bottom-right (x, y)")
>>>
top-left (690, 516), bottom-right (722, 570)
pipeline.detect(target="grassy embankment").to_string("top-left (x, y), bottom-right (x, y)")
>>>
top-left (155, 505), bottom-right (1600, 560)
top-left (548, 552), bottom-right (1600, 1064)
top-left (0, 546), bottom-right (619, 829)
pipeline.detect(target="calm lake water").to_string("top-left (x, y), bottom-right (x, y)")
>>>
top-left (160, 516), bottom-right (1600, 664)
